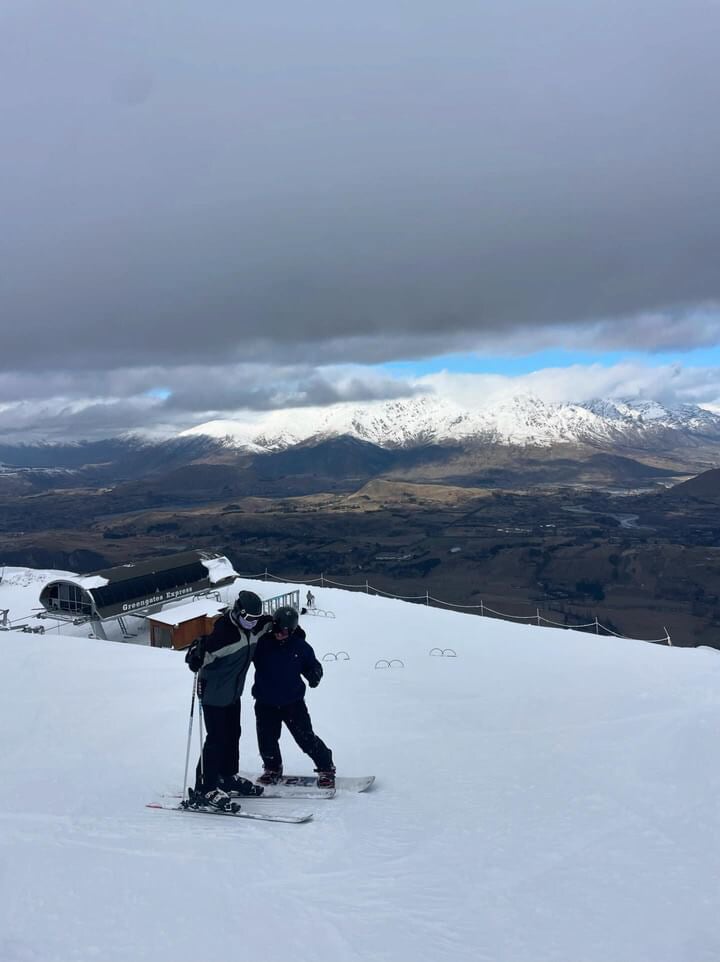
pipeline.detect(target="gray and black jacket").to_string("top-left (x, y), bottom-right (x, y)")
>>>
top-left (197, 612), bottom-right (273, 707)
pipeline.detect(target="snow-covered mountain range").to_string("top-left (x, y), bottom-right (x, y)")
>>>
top-left (181, 395), bottom-right (720, 452)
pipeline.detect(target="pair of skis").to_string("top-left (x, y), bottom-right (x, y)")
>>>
top-left (146, 773), bottom-right (375, 824)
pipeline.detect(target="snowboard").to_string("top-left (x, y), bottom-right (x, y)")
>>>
top-left (146, 802), bottom-right (313, 824)
top-left (239, 772), bottom-right (375, 792)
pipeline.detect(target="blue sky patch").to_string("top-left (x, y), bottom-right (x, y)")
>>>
top-left (379, 346), bottom-right (720, 378)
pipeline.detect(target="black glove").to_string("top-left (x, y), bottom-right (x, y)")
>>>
top-left (305, 663), bottom-right (323, 688)
top-left (254, 614), bottom-right (273, 632)
top-left (185, 640), bottom-right (205, 673)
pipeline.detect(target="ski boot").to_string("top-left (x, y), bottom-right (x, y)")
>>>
top-left (184, 787), bottom-right (235, 811)
top-left (220, 774), bottom-right (264, 797)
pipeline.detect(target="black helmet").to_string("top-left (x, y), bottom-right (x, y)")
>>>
top-left (232, 590), bottom-right (263, 620)
top-left (272, 605), bottom-right (299, 634)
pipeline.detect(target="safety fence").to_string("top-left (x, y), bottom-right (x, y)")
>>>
top-left (261, 589), bottom-right (300, 616)
top-left (243, 568), bottom-right (672, 647)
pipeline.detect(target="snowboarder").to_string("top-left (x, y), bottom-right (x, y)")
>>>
top-left (252, 605), bottom-right (336, 788)
top-left (185, 590), bottom-right (273, 807)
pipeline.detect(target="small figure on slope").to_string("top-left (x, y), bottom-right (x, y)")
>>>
top-left (185, 590), bottom-right (273, 808)
top-left (252, 605), bottom-right (336, 788)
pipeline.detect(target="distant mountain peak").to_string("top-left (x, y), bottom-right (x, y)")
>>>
top-left (180, 395), bottom-right (720, 452)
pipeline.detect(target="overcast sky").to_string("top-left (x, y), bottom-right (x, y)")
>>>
top-left (1, 1), bottom-right (719, 439)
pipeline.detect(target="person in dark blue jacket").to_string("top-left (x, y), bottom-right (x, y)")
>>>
top-left (252, 605), bottom-right (336, 788)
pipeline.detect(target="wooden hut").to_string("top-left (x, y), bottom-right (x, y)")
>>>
top-left (147, 598), bottom-right (227, 650)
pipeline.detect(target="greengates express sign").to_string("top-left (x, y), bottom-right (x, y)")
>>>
top-left (121, 585), bottom-right (197, 613)
top-left (90, 578), bottom-right (212, 618)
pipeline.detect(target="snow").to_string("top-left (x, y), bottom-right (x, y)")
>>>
top-left (2, 570), bottom-right (720, 962)
top-left (75, 575), bottom-right (109, 590)
top-left (180, 394), bottom-right (720, 451)
top-left (0, 566), bottom-right (81, 626)
top-left (200, 554), bottom-right (238, 585)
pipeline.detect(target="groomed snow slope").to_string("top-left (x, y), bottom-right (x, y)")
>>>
top-left (2, 578), bottom-right (720, 962)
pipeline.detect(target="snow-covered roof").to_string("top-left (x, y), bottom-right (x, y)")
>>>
top-left (200, 555), bottom-right (238, 585)
top-left (76, 575), bottom-right (109, 590)
top-left (148, 599), bottom-right (226, 627)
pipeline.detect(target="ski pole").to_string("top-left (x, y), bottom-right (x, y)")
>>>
top-left (182, 675), bottom-right (197, 801)
top-left (198, 693), bottom-right (205, 789)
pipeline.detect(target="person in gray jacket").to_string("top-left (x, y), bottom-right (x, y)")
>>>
top-left (185, 589), bottom-right (273, 804)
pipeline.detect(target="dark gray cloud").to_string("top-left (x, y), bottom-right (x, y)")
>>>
top-left (0, 364), bottom-right (419, 440)
top-left (0, 397), bottom-right (162, 441)
top-left (0, 363), bottom-right (416, 406)
top-left (1, 0), bottom-right (719, 378)
top-left (158, 367), bottom-right (419, 412)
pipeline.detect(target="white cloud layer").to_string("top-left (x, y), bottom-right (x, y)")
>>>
top-left (2, 361), bottom-right (720, 442)
top-left (421, 363), bottom-right (720, 410)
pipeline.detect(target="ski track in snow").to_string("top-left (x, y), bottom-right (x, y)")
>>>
top-left (2, 572), bottom-right (720, 961)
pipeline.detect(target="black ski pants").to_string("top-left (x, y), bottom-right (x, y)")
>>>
top-left (195, 700), bottom-right (241, 793)
top-left (254, 698), bottom-right (333, 773)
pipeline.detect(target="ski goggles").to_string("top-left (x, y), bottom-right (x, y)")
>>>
top-left (237, 614), bottom-right (259, 630)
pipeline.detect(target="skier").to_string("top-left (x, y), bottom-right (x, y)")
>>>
top-left (185, 590), bottom-right (273, 808)
top-left (252, 605), bottom-right (336, 788)
top-left (306, 590), bottom-right (315, 609)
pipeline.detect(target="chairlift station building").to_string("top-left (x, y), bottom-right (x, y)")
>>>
top-left (38, 550), bottom-right (237, 639)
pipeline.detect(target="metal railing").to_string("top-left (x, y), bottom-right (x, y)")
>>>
top-left (261, 589), bottom-right (300, 615)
